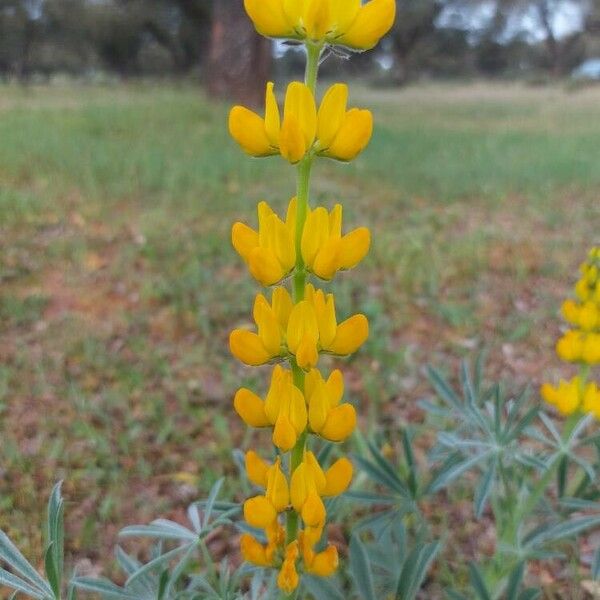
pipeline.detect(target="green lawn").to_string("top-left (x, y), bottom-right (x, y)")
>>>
top-left (1, 81), bottom-right (599, 588)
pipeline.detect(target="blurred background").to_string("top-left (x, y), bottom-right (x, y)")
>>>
top-left (1, 0), bottom-right (600, 91)
top-left (0, 0), bottom-right (599, 592)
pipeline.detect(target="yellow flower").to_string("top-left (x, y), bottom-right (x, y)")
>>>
top-left (541, 377), bottom-right (582, 416)
top-left (234, 366), bottom-right (307, 451)
top-left (316, 83), bottom-right (373, 161)
top-left (583, 381), bottom-right (600, 419)
top-left (302, 202), bottom-right (370, 280)
top-left (243, 457), bottom-right (289, 529)
top-left (231, 285), bottom-right (368, 370)
top-left (556, 330), bottom-right (585, 363)
top-left (303, 542), bottom-right (339, 577)
top-left (305, 368), bottom-right (356, 442)
top-left (232, 200), bottom-right (296, 286)
top-left (277, 541), bottom-right (300, 593)
top-left (229, 82), bottom-right (373, 164)
top-left (241, 521), bottom-right (285, 568)
top-left (244, 0), bottom-right (396, 50)
top-left (290, 452), bottom-right (353, 526)
top-left (230, 287), bottom-right (292, 366)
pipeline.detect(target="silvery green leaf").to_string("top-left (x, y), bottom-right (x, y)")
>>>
top-left (592, 545), bottom-right (600, 579)
top-left (46, 481), bottom-right (64, 595)
top-left (0, 530), bottom-right (53, 596)
top-left (506, 562), bottom-right (525, 600)
top-left (349, 535), bottom-right (376, 600)
top-left (428, 452), bottom-right (491, 494)
top-left (343, 490), bottom-right (396, 505)
top-left (120, 522), bottom-right (196, 542)
top-left (125, 544), bottom-right (191, 588)
top-left (468, 563), bottom-right (491, 600)
top-left (525, 516), bottom-right (600, 548)
top-left (202, 478), bottom-right (224, 529)
top-left (0, 568), bottom-right (46, 599)
top-left (44, 543), bottom-right (60, 599)
top-left (474, 459), bottom-right (496, 518)
top-left (518, 589), bottom-right (541, 600)
top-left (302, 575), bottom-right (344, 600)
top-left (72, 577), bottom-right (141, 599)
top-left (395, 541), bottom-right (441, 600)
top-left (426, 366), bottom-right (462, 411)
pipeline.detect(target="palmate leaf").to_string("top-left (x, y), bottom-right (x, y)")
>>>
top-left (427, 451), bottom-right (492, 494)
top-left (302, 574), bottom-right (345, 600)
top-left (46, 481), bottom-right (64, 597)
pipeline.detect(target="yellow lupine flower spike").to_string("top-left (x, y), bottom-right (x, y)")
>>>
top-left (244, 0), bottom-right (395, 50)
top-left (230, 82), bottom-right (373, 164)
top-left (542, 247), bottom-right (600, 420)
top-left (232, 199), bottom-right (296, 286)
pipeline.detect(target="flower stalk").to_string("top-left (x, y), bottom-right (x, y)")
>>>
top-left (227, 1), bottom-right (396, 595)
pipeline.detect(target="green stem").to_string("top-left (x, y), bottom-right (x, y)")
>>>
top-left (281, 42), bottom-right (323, 600)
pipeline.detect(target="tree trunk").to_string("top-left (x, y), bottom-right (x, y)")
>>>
top-left (206, 0), bottom-right (271, 107)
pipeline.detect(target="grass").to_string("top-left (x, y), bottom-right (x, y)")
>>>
top-left (0, 80), bottom-right (599, 591)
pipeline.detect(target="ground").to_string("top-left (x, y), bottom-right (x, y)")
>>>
top-left (0, 81), bottom-right (599, 595)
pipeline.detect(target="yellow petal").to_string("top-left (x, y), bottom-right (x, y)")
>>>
top-left (249, 247), bottom-right (285, 286)
top-left (272, 286), bottom-right (293, 330)
top-left (230, 330), bottom-right (271, 366)
top-left (228, 106), bottom-right (273, 157)
top-left (304, 0), bottom-right (331, 40)
top-left (305, 451), bottom-right (327, 493)
top-left (280, 114), bottom-right (306, 164)
top-left (339, 227), bottom-right (370, 269)
top-left (312, 291), bottom-right (337, 348)
top-left (325, 369), bottom-right (344, 407)
top-left (296, 336), bottom-right (319, 370)
top-left (308, 378), bottom-right (329, 433)
top-left (289, 385), bottom-right (308, 434)
top-left (231, 222), bottom-right (258, 262)
top-left (266, 459), bottom-right (290, 511)
top-left (301, 491), bottom-right (326, 527)
top-left (245, 450), bottom-right (270, 487)
top-left (287, 301), bottom-right (319, 353)
top-left (301, 206), bottom-right (330, 268)
top-left (244, 496), bottom-right (277, 529)
top-left (265, 365), bottom-right (288, 424)
top-left (264, 82), bottom-right (281, 146)
top-left (255, 298), bottom-right (282, 355)
top-left (273, 218), bottom-right (296, 272)
top-left (273, 413), bottom-right (297, 451)
top-left (327, 314), bottom-right (369, 355)
top-left (328, 0), bottom-right (361, 35)
top-left (312, 238), bottom-right (341, 280)
top-left (277, 555), bottom-right (300, 594)
top-left (241, 533), bottom-right (273, 567)
top-left (336, 0), bottom-right (396, 50)
top-left (324, 108), bottom-right (373, 161)
top-left (234, 388), bottom-right (270, 428)
top-left (307, 545), bottom-right (338, 576)
top-left (244, 0), bottom-right (296, 38)
top-left (323, 457), bottom-right (353, 496)
top-left (283, 0), bottom-right (306, 28)
top-left (320, 404), bottom-right (356, 442)
top-left (317, 83), bottom-right (348, 150)
top-left (290, 463), bottom-right (309, 512)
top-left (284, 82), bottom-right (317, 149)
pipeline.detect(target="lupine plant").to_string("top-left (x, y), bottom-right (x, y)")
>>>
top-left (0, 3), bottom-right (599, 599)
